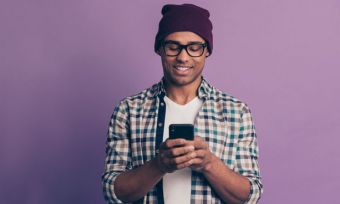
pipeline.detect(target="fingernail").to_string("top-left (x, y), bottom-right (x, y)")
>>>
top-left (190, 152), bottom-right (196, 158)
top-left (187, 146), bottom-right (194, 151)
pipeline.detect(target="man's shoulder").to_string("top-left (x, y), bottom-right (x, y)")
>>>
top-left (208, 85), bottom-right (249, 113)
top-left (118, 82), bottom-right (159, 106)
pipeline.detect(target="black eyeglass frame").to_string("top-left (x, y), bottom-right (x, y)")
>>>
top-left (161, 41), bottom-right (208, 57)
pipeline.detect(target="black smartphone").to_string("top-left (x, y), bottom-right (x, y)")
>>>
top-left (169, 124), bottom-right (194, 140)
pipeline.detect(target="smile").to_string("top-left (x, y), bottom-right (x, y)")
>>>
top-left (174, 66), bottom-right (193, 71)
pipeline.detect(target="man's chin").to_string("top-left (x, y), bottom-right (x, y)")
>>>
top-left (167, 76), bottom-right (199, 87)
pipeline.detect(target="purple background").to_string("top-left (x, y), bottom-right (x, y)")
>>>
top-left (1, 0), bottom-right (340, 203)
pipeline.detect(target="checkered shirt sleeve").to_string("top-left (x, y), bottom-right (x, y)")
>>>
top-left (237, 104), bottom-right (263, 203)
top-left (102, 100), bottom-right (132, 204)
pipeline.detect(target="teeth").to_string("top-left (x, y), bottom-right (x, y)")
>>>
top-left (175, 66), bottom-right (190, 71)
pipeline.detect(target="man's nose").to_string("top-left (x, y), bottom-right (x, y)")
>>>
top-left (176, 48), bottom-right (190, 62)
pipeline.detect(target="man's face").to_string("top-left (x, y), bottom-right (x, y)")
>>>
top-left (159, 31), bottom-right (209, 87)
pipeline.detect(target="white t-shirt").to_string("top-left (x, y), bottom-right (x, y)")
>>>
top-left (162, 96), bottom-right (203, 204)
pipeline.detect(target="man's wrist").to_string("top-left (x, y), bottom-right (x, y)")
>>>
top-left (202, 154), bottom-right (221, 175)
top-left (150, 156), bottom-right (168, 175)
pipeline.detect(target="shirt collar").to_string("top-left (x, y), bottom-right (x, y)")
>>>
top-left (153, 77), bottom-right (212, 100)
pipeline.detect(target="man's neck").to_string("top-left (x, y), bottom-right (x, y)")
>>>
top-left (164, 78), bottom-right (201, 105)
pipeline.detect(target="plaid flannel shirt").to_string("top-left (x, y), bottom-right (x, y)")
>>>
top-left (102, 78), bottom-right (263, 204)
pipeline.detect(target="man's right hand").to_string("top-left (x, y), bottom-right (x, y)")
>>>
top-left (155, 138), bottom-right (196, 173)
top-left (114, 138), bottom-right (195, 202)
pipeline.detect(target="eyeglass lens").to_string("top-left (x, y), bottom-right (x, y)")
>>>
top-left (163, 42), bottom-right (206, 57)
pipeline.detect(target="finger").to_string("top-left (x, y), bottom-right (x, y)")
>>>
top-left (194, 136), bottom-right (209, 149)
top-left (160, 155), bottom-right (192, 172)
top-left (165, 138), bottom-right (186, 148)
top-left (175, 160), bottom-right (193, 169)
top-left (192, 149), bottom-right (207, 159)
top-left (188, 158), bottom-right (203, 166)
top-left (166, 145), bottom-right (195, 157)
top-left (182, 139), bottom-right (195, 147)
top-left (170, 152), bottom-right (197, 165)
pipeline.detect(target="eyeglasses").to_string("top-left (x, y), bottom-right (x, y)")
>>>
top-left (162, 41), bottom-right (207, 57)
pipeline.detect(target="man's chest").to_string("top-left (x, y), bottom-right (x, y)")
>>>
top-left (128, 99), bottom-right (240, 170)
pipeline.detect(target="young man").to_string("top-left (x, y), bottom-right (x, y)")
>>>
top-left (102, 4), bottom-right (263, 204)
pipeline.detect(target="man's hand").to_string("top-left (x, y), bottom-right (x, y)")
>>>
top-left (189, 136), bottom-right (217, 172)
top-left (155, 138), bottom-right (196, 173)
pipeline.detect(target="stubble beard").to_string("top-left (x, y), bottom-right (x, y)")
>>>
top-left (163, 66), bottom-right (203, 88)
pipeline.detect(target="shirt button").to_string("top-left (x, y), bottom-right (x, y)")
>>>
top-left (158, 123), bottom-right (163, 127)
top-left (160, 102), bottom-right (164, 106)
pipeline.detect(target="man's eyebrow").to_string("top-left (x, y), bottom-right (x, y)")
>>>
top-left (164, 40), bottom-right (205, 44)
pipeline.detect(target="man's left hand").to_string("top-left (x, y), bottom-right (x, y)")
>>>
top-left (188, 136), bottom-right (217, 173)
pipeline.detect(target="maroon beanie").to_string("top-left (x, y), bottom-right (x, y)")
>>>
top-left (154, 4), bottom-right (213, 55)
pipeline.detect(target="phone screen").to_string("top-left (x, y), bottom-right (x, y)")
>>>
top-left (169, 124), bottom-right (194, 140)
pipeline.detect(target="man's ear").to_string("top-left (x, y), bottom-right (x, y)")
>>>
top-left (206, 52), bottom-right (210, 58)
